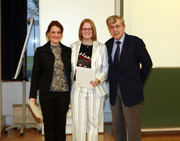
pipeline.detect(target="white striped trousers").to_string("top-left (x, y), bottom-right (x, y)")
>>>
top-left (71, 87), bottom-right (105, 141)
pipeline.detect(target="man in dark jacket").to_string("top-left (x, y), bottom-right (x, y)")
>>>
top-left (105, 15), bottom-right (152, 141)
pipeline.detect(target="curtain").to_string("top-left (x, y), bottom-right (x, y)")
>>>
top-left (1, 0), bottom-right (27, 80)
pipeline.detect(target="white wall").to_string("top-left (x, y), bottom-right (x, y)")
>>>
top-left (39, 0), bottom-right (114, 46)
top-left (124, 0), bottom-right (180, 67)
top-left (2, 82), bottom-right (31, 125)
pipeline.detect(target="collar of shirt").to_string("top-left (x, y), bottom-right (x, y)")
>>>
top-left (50, 44), bottom-right (60, 49)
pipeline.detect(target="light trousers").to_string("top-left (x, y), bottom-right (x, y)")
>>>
top-left (71, 87), bottom-right (105, 141)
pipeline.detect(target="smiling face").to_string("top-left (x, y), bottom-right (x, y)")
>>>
top-left (81, 22), bottom-right (93, 41)
top-left (108, 19), bottom-right (125, 40)
top-left (48, 25), bottom-right (62, 46)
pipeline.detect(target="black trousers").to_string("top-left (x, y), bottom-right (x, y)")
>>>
top-left (39, 91), bottom-right (70, 141)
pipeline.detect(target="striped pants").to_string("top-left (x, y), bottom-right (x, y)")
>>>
top-left (71, 87), bottom-right (105, 141)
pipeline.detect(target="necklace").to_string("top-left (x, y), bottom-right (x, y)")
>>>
top-left (82, 43), bottom-right (92, 48)
top-left (85, 45), bottom-right (92, 48)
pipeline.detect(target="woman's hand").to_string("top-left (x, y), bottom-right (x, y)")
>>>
top-left (90, 78), bottom-right (100, 88)
top-left (29, 98), bottom-right (36, 105)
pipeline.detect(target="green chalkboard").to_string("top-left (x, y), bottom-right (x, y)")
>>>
top-left (142, 68), bottom-right (180, 128)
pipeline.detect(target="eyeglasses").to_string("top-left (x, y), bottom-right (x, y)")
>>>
top-left (81, 28), bottom-right (92, 32)
top-left (109, 25), bottom-right (121, 30)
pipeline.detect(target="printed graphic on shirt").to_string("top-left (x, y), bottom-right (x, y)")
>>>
top-left (77, 44), bottom-right (93, 68)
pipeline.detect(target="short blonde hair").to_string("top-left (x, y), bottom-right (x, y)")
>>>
top-left (106, 15), bottom-right (125, 26)
top-left (78, 19), bottom-right (97, 41)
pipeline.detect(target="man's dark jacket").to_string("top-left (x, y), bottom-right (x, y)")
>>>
top-left (105, 33), bottom-right (152, 107)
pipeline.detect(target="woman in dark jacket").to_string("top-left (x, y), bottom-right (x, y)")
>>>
top-left (29, 21), bottom-right (71, 141)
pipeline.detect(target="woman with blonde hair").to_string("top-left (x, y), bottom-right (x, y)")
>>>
top-left (70, 19), bottom-right (109, 141)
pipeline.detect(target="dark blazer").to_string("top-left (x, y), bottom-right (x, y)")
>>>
top-left (105, 33), bottom-right (152, 107)
top-left (29, 41), bottom-right (71, 99)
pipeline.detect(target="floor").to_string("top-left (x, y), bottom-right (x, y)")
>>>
top-left (0, 124), bottom-right (180, 141)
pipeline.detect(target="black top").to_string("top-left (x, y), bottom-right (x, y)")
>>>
top-left (29, 41), bottom-right (71, 99)
top-left (77, 44), bottom-right (93, 68)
